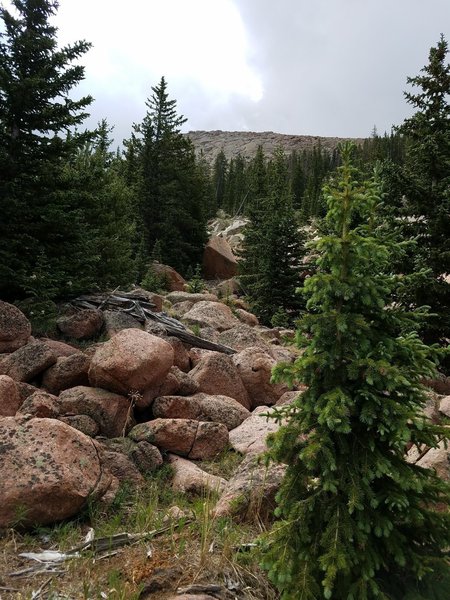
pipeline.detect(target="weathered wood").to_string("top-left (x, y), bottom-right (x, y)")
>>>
top-left (70, 292), bottom-right (236, 355)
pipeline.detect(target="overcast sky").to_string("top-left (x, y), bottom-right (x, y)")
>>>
top-left (4, 0), bottom-right (450, 144)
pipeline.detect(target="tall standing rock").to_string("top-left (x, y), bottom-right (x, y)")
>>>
top-left (203, 236), bottom-right (238, 280)
top-left (88, 329), bottom-right (174, 395)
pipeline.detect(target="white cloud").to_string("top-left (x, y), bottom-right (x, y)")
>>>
top-left (55, 0), bottom-right (262, 100)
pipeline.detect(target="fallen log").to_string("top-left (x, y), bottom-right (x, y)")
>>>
top-left (70, 292), bottom-right (236, 355)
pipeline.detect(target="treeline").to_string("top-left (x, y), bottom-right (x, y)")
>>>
top-left (210, 131), bottom-right (406, 220)
top-left (0, 0), bottom-right (449, 372)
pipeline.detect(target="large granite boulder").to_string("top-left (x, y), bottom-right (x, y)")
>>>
top-left (129, 418), bottom-right (228, 460)
top-left (183, 301), bottom-right (240, 332)
top-left (168, 454), bottom-right (227, 495)
top-left (41, 352), bottom-right (91, 394)
top-left (212, 453), bottom-right (286, 522)
top-left (229, 406), bottom-right (283, 455)
top-left (152, 393), bottom-right (250, 430)
top-left (58, 386), bottom-right (133, 438)
top-left (88, 329), bottom-right (174, 395)
top-left (0, 416), bottom-right (111, 527)
top-left (57, 309), bottom-right (104, 340)
top-left (203, 236), bottom-right (238, 280)
top-left (232, 347), bottom-right (288, 408)
top-left (189, 352), bottom-right (250, 409)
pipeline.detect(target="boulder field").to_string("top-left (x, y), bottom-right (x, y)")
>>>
top-left (0, 282), bottom-right (449, 528)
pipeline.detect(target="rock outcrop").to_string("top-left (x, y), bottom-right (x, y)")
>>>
top-left (186, 130), bottom-right (364, 163)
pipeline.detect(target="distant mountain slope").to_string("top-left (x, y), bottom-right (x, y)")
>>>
top-left (186, 130), bottom-right (365, 162)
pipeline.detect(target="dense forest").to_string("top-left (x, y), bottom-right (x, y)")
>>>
top-left (1, 2), bottom-right (450, 598)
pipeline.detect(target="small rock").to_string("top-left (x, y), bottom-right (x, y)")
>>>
top-left (212, 453), bottom-right (286, 522)
top-left (163, 505), bottom-right (195, 522)
top-left (0, 301), bottom-right (31, 353)
top-left (0, 340), bottom-right (57, 382)
top-left (168, 454), bottom-right (227, 495)
top-left (57, 309), bottom-right (104, 340)
top-left (229, 406), bottom-right (282, 455)
top-left (0, 374), bottom-right (21, 416)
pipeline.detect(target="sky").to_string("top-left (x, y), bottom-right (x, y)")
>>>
top-left (4, 0), bottom-right (450, 144)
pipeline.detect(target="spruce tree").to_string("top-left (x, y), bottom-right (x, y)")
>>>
top-left (386, 36), bottom-right (450, 364)
top-left (260, 143), bottom-right (450, 599)
top-left (239, 147), bottom-right (304, 325)
top-left (212, 148), bottom-right (228, 212)
top-left (246, 144), bottom-right (268, 214)
top-left (0, 0), bottom-right (93, 300)
top-left (127, 77), bottom-right (207, 275)
top-left (64, 120), bottom-right (137, 290)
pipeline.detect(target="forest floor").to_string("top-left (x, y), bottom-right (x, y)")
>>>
top-left (0, 453), bottom-right (278, 600)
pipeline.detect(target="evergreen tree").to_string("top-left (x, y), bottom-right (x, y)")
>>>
top-left (388, 35), bottom-right (450, 361)
top-left (63, 120), bottom-right (136, 290)
top-left (212, 148), bottom-right (228, 212)
top-left (261, 143), bottom-right (450, 599)
top-left (222, 153), bottom-right (248, 215)
top-left (239, 147), bottom-right (304, 325)
top-left (0, 0), bottom-right (94, 300)
top-left (246, 144), bottom-right (268, 212)
top-left (127, 76), bottom-right (207, 275)
top-left (289, 150), bottom-right (306, 212)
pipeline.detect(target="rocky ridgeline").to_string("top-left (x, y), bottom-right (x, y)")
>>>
top-left (186, 130), bottom-right (366, 162)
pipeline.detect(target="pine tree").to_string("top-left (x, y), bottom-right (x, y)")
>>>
top-left (0, 0), bottom-right (95, 300)
top-left (260, 143), bottom-right (450, 599)
top-left (387, 36), bottom-right (450, 363)
top-left (127, 76), bottom-right (207, 275)
top-left (212, 148), bottom-right (228, 212)
top-left (246, 144), bottom-right (268, 213)
top-left (63, 120), bottom-right (137, 290)
top-left (239, 147), bottom-right (304, 325)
